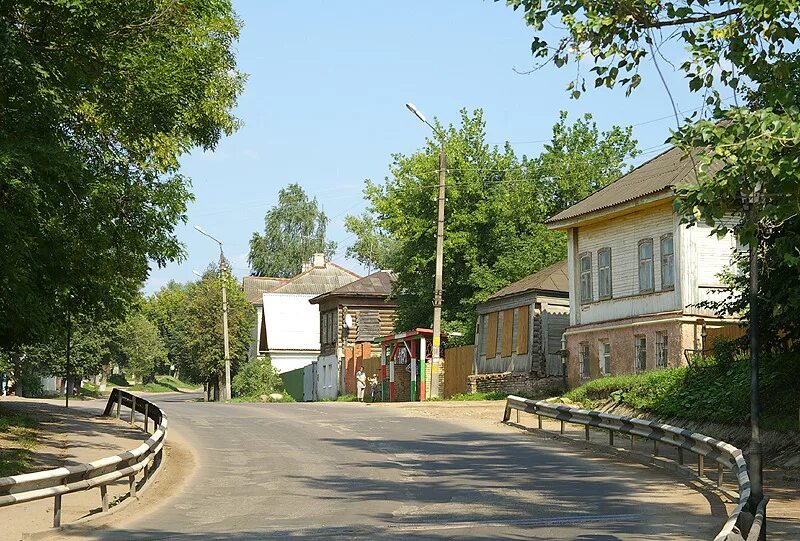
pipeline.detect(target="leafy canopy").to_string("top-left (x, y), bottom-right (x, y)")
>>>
top-left (0, 0), bottom-right (245, 348)
top-left (347, 109), bottom-right (637, 338)
top-left (249, 183), bottom-right (336, 278)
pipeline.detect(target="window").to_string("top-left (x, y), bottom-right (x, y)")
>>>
top-left (580, 343), bottom-right (590, 379)
top-left (656, 331), bottom-right (668, 368)
top-left (579, 252), bottom-right (592, 303)
top-left (638, 239), bottom-right (654, 292)
top-left (635, 335), bottom-right (647, 373)
top-left (600, 341), bottom-right (611, 376)
top-left (661, 234), bottom-right (675, 290)
top-left (597, 248), bottom-right (612, 299)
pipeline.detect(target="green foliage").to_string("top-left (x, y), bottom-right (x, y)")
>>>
top-left (248, 184), bottom-right (336, 277)
top-left (565, 352), bottom-right (800, 432)
top-left (231, 357), bottom-right (282, 398)
top-left (0, 407), bottom-right (38, 476)
top-left (116, 313), bottom-right (167, 384)
top-left (0, 0), bottom-right (245, 350)
top-left (108, 373), bottom-right (130, 387)
top-left (503, 0), bottom-right (800, 351)
top-left (347, 109), bottom-right (637, 337)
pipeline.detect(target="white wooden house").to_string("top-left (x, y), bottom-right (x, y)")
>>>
top-left (546, 147), bottom-right (742, 387)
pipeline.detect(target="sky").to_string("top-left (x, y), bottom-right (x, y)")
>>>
top-left (144, 0), bottom-right (709, 295)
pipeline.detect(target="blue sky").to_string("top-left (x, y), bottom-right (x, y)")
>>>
top-left (145, 0), bottom-right (708, 294)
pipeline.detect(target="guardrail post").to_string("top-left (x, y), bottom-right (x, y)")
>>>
top-left (630, 434), bottom-right (635, 450)
top-left (608, 429), bottom-right (614, 446)
top-left (100, 485), bottom-right (109, 512)
top-left (116, 392), bottom-right (122, 419)
top-left (677, 447), bottom-right (684, 465)
top-left (53, 495), bottom-right (62, 527)
top-left (652, 440), bottom-right (658, 457)
top-left (130, 396), bottom-right (137, 425)
top-left (516, 409), bottom-right (519, 423)
top-left (144, 403), bottom-right (149, 433)
top-left (698, 455), bottom-right (705, 478)
top-left (129, 474), bottom-right (137, 497)
top-left (537, 415), bottom-right (542, 429)
top-left (560, 420), bottom-right (565, 434)
top-left (584, 425), bottom-right (590, 441)
top-left (717, 464), bottom-right (724, 487)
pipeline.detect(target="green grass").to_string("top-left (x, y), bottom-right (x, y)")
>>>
top-left (334, 394), bottom-right (358, 402)
top-left (0, 407), bottom-right (38, 477)
top-left (129, 375), bottom-right (198, 393)
top-left (228, 393), bottom-right (296, 403)
top-left (563, 352), bottom-right (800, 432)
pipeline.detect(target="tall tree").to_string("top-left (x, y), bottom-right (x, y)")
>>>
top-left (501, 0), bottom-right (800, 349)
top-left (116, 313), bottom-right (167, 384)
top-left (0, 1), bottom-right (245, 349)
top-left (347, 109), bottom-right (637, 338)
top-left (249, 184), bottom-right (336, 277)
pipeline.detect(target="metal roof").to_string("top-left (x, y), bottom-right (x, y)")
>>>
top-left (269, 262), bottom-right (361, 295)
top-left (486, 260), bottom-right (569, 301)
top-left (308, 271), bottom-right (395, 304)
top-left (546, 146), bottom-right (700, 225)
top-left (242, 276), bottom-right (289, 304)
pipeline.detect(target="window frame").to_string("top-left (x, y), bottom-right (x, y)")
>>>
top-left (600, 340), bottom-right (611, 376)
top-left (597, 247), bottom-right (612, 300)
top-left (579, 252), bottom-right (593, 304)
top-left (638, 238), bottom-right (655, 293)
top-left (579, 342), bottom-right (591, 379)
top-left (656, 331), bottom-right (669, 368)
top-left (634, 335), bottom-right (647, 373)
top-left (660, 233), bottom-right (675, 291)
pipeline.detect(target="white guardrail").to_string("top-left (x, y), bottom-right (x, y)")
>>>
top-left (0, 388), bottom-right (167, 528)
top-left (503, 395), bottom-right (768, 541)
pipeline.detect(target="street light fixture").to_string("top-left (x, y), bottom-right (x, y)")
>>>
top-left (194, 225), bottom-right (232, 401)
top-left (406, 102), bottom-right (446, 398)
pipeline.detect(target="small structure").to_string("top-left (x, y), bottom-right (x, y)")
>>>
top-left (472, 260), bottom-right (570, 396)
top-left (375, 329), bottom-right (445, 402)
top-left (242, 275), bottom-right (289, 359)
top-left (308, 271), bottom-right (396, 400)
top-left (546, 146), bottom-right (742, 387)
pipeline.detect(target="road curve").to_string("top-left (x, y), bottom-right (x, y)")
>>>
top-left (76, 393), bottom-right (726, 540)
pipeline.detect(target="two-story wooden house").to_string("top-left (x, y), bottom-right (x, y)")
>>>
top-left (308, 271), bottom-right (396, 399)
top-left (546, 147), bottom-right (741, 387)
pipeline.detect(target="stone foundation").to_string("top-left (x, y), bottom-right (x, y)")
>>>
top-left (467, 372), bottom-right (563, 398)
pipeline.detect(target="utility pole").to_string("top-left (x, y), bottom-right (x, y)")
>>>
top-left (406, 102), bottom-right (446, 397)
top-left (195, 226), bottom-right (232, 401)
top-left (65, 305), bottom-right (72, 409)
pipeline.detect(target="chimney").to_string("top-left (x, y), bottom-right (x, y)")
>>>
top-left (312, 253), bottom-right (325, 268)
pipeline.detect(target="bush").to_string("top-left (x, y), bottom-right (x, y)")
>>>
top-left (108, 373), bottom-right (129, 386)
top-left (232, 358), bottom-right (282, 398)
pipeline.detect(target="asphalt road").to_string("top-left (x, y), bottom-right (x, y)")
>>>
top-left (78, 393), bottom-right (727, 540)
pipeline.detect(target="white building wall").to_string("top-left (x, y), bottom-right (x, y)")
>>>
top-left (270, 352), bottom-right (315, 374)
top-left (681, 221), bottom-right (737, 316)
top-left (574, 203), bottom-right (679, 325)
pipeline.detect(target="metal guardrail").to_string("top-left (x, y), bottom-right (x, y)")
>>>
top-left (0, 388), bottom-right (167, 528)
top-left (503, 395), bottom-right (768, 541)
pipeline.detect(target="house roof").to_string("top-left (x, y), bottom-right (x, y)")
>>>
top-left (242, 276), bottom-right (289, 304)
top-left (308, 271), bottom-right (395, 304)
top-left (486, 260), bottom-right (569, 302)
top-left (269, 262), bottom-right (361, 295)
top-left (546, 146), bottom-right (700, 226)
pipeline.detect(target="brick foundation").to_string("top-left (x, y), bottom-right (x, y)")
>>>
top-left (467, 372), bottom-right (563, 398)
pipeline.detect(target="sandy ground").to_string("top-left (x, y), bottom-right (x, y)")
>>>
top-left (0, 396), bottom-right (196, 541)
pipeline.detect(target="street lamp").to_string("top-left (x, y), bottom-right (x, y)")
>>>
top-left (406, 102), bottom-right (446, 398)
top-left (194, 225), bottom-right (231, 401)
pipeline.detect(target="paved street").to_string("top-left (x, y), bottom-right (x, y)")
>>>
top-left (70, 393), bottom-right (726, 540)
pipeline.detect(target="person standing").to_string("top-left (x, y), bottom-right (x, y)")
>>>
top-left (356, 366), bottom-right (366, 403)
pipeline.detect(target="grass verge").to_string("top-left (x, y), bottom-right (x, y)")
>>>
top-left (129, 375), bottom-right (198, 393)
top-left (563, 352), bottom-right (800, 432)
top-left (0, 407), bottom-right (38, 477)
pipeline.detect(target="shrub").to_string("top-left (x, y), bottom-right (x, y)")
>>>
top-left (232, 357), bottom-right (282, 398)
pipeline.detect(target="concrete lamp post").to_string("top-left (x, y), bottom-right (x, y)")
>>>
top-left (406, 102), bottom-right (446, 398)
top-left (194, 225), bottom-right (232, 401)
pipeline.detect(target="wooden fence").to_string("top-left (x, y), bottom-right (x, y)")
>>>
top-left (443, 345), bottom-right (474, 398)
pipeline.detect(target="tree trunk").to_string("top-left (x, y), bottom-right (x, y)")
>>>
top-left (12, 356), bottom-right (23, 397)
top-left (212, 378), bottom-right (220, 402)
top-left (99, 363), bottom-right (111, 392)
